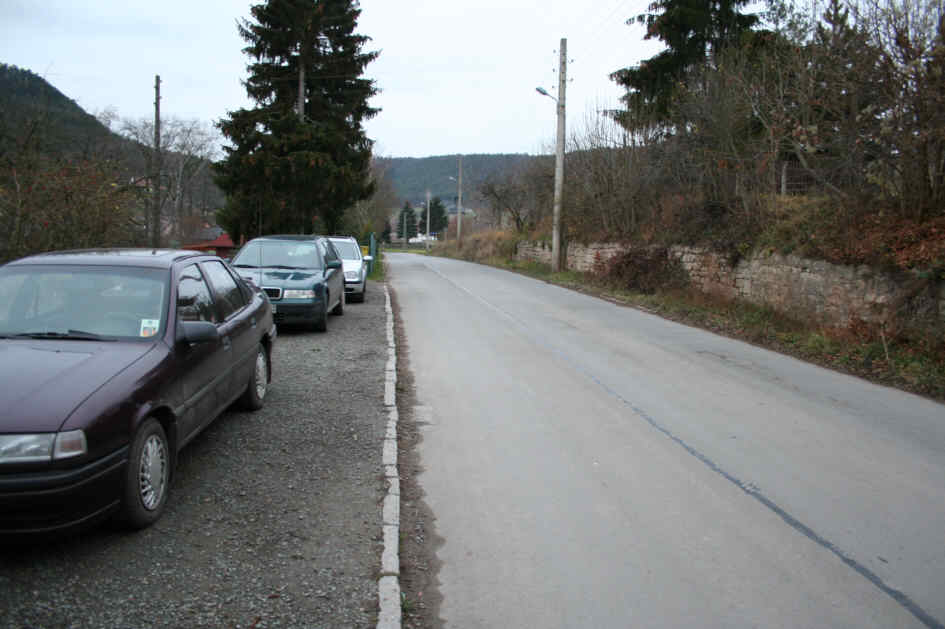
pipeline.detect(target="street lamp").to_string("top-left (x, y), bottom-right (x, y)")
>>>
top-left (535, 37), bottom-right (566, 272)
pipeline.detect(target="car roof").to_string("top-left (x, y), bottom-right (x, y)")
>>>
top-left (4, 248), bottom-right (210, 269)
top-left (248, 234), bottom-right (327, 242)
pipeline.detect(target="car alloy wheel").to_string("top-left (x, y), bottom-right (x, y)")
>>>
top-left (138, 434), bottom-right (168, 510)
top-left (253, 348), bottom-right (268, 401)
top-left (121, 418), bottom-right (170, 529)
top-left (239, 344), bottom-right (269, 410)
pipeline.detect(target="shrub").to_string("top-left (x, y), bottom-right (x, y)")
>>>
top-left (597, 247), bottom-right (689, 294)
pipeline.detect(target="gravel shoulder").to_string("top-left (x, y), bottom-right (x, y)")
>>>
top-left (389, 285), bottom-right (444, 629)
top-left (0, 286), bottom-right (390, 629)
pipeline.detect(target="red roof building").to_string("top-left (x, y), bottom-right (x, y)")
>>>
top-left (184, 232), bottom-right (238, 259)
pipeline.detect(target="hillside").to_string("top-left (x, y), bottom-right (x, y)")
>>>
top-left (0, 63), bottom-right (115, 155)
top-left (0, 63), bottom-right (224, 214)
top-left (0, 63), bottom-right (227, 260)
top-left (380, 153), bottom-right (534, 208)
top-left (1, 63), bottom-right (530, 217)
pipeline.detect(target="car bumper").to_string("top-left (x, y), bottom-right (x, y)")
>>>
top-left (270, 299), bottom-right (322, 325)
top-left (0, 446), bottom-right (128, 537)
top-left (344, 279), bottom-right (366, 295)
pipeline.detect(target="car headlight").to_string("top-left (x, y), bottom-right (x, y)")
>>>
top-left (344, 271), bottom-right (359, 281)
top-left (0, 430), bottom-right (87, 464)
top-left (283, 289), bottom-right (316, 299)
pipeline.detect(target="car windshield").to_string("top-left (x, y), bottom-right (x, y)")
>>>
top-left (0, 265), bottom-right (167, 340)
top-left (233, 241), bottom-right (323, 269)
top-left (331, 241), bottom-right (362, 260)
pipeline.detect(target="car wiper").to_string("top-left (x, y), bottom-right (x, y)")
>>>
top-left (11, 330), bottom-right (113, 341)
top-left (233, 264), bottom-right (259, 268)
top-left (266, 264), bottom-right (308, 269)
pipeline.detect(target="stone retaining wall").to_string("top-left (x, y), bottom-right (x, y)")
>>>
top-left (516, 241), bottom-right (944, 329)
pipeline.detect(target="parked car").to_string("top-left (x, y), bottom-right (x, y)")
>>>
top-left (0, 249), bottom-right (276, 537)
top-left (231, 235), bottom-right (345, 331)
top-left (328, 236), bottom-right (373, 303)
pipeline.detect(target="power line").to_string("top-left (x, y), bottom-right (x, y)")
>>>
top-left (573, 0), bottom-right (636, 45)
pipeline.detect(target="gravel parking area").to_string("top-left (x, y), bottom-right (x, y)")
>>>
top-left (0, 286), bottom-right (390, 628)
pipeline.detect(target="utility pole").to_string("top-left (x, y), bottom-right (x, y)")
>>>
top-left (456, 155), bottom-right (463, 242)
top-left (551, 38), bottom-right (566, 272)
top-left (152, 74), bottom-right (162, 248)
top-left (425, 189), bottom-right (431, 251)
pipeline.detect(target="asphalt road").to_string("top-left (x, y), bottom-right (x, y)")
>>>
top-left (0, 286), bottom-right (389, 629)
top-left (388, 252), bottom-right (945, 629)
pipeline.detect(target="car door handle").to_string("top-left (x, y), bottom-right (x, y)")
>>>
top-left (222, 335), bottom-right (231, 351)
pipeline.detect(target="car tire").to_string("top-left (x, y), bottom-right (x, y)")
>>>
top-left (313, 296), bottom-right (328, 332)
top-left (238, 343), bottom-right (269, 411)
top-left (120, 418), bottom-right (170, 530)
top-left (331, 290), bottom-right (344, 315)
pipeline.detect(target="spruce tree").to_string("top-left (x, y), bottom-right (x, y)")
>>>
top-left (419, 197), bottom-right (448, 236)
top-left (611, 0), bottom-right (758, 127)
top-left (214, 0), bottom-right (378, 241)
top-left (396, 202), bottom-right (418, 241)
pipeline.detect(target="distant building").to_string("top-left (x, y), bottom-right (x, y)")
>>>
top-left (184, 231), bottom-right (237, 259)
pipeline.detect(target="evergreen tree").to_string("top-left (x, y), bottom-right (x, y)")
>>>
top-left (396, 202), bottom-right (418, 240)
top-left (380, 220), bottom-right (392, 243)
top-left (214, 0), bottom-right (378, 241)
top-left (419, 197), bottom-right (448, 236)
top-left (611, 0), bottom-right (759, 127)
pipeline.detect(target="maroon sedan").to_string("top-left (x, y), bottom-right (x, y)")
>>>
top-left (0, 249), bottom-right (276, 536)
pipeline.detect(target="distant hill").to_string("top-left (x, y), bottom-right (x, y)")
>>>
top-left (0, 63), bottom-right (115, 154)
top-left (1, 63), bottom-right (533, 217)
top-left (0, 63), bottom-right (224, 224)
top-left (380, 153), bottom-right (535, 209)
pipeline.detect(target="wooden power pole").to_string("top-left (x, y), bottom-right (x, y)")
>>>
top-left (551, 39), bottom-right (566, 272)
top-left (457, 155), bottom-right (463, 242)
top-left (152, 74), bottom-right (162, 248)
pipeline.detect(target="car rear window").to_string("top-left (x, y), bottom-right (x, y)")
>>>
top-left (331, 241), bottom-right (362, 260)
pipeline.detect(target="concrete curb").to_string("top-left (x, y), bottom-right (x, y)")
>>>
top-left (377, 284), bottom-right (401, 629)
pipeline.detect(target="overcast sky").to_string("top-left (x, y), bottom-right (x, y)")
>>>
top-left (1, 0), bottom-right (664, 158)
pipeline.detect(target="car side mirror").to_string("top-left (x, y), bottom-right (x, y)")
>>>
top-left (363, 256), bottom-right (373, 262)
top-left (326, 259), bottom-right (342, 269)
top-left (177, 320), bottom-right (219, 345)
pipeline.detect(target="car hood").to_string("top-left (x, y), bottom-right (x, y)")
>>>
top-left (238, 267), bottom-right (327, 288)
top-left (0, 340), bottom-right (155, 432)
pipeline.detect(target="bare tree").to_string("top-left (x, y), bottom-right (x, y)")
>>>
top-left (119, 116), bottom-right (220, 245)
top-left (480, 172), bottom-right (531, 232)
top-left (343, 156), bottom-right (401, 240)
top-left (856, 0), bottom-right (945, 219)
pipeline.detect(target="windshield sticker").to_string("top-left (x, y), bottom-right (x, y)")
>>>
top-left (140, 319), bottom-right (160, 337)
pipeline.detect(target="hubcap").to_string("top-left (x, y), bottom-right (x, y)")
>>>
top-left (139, 434), bottom-right (168, 511)
top-left (254, 349), bottom-right (268, 400)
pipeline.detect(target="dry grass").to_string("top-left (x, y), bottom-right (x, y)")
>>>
top-left (469, 252), bottom-right (945, 403)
